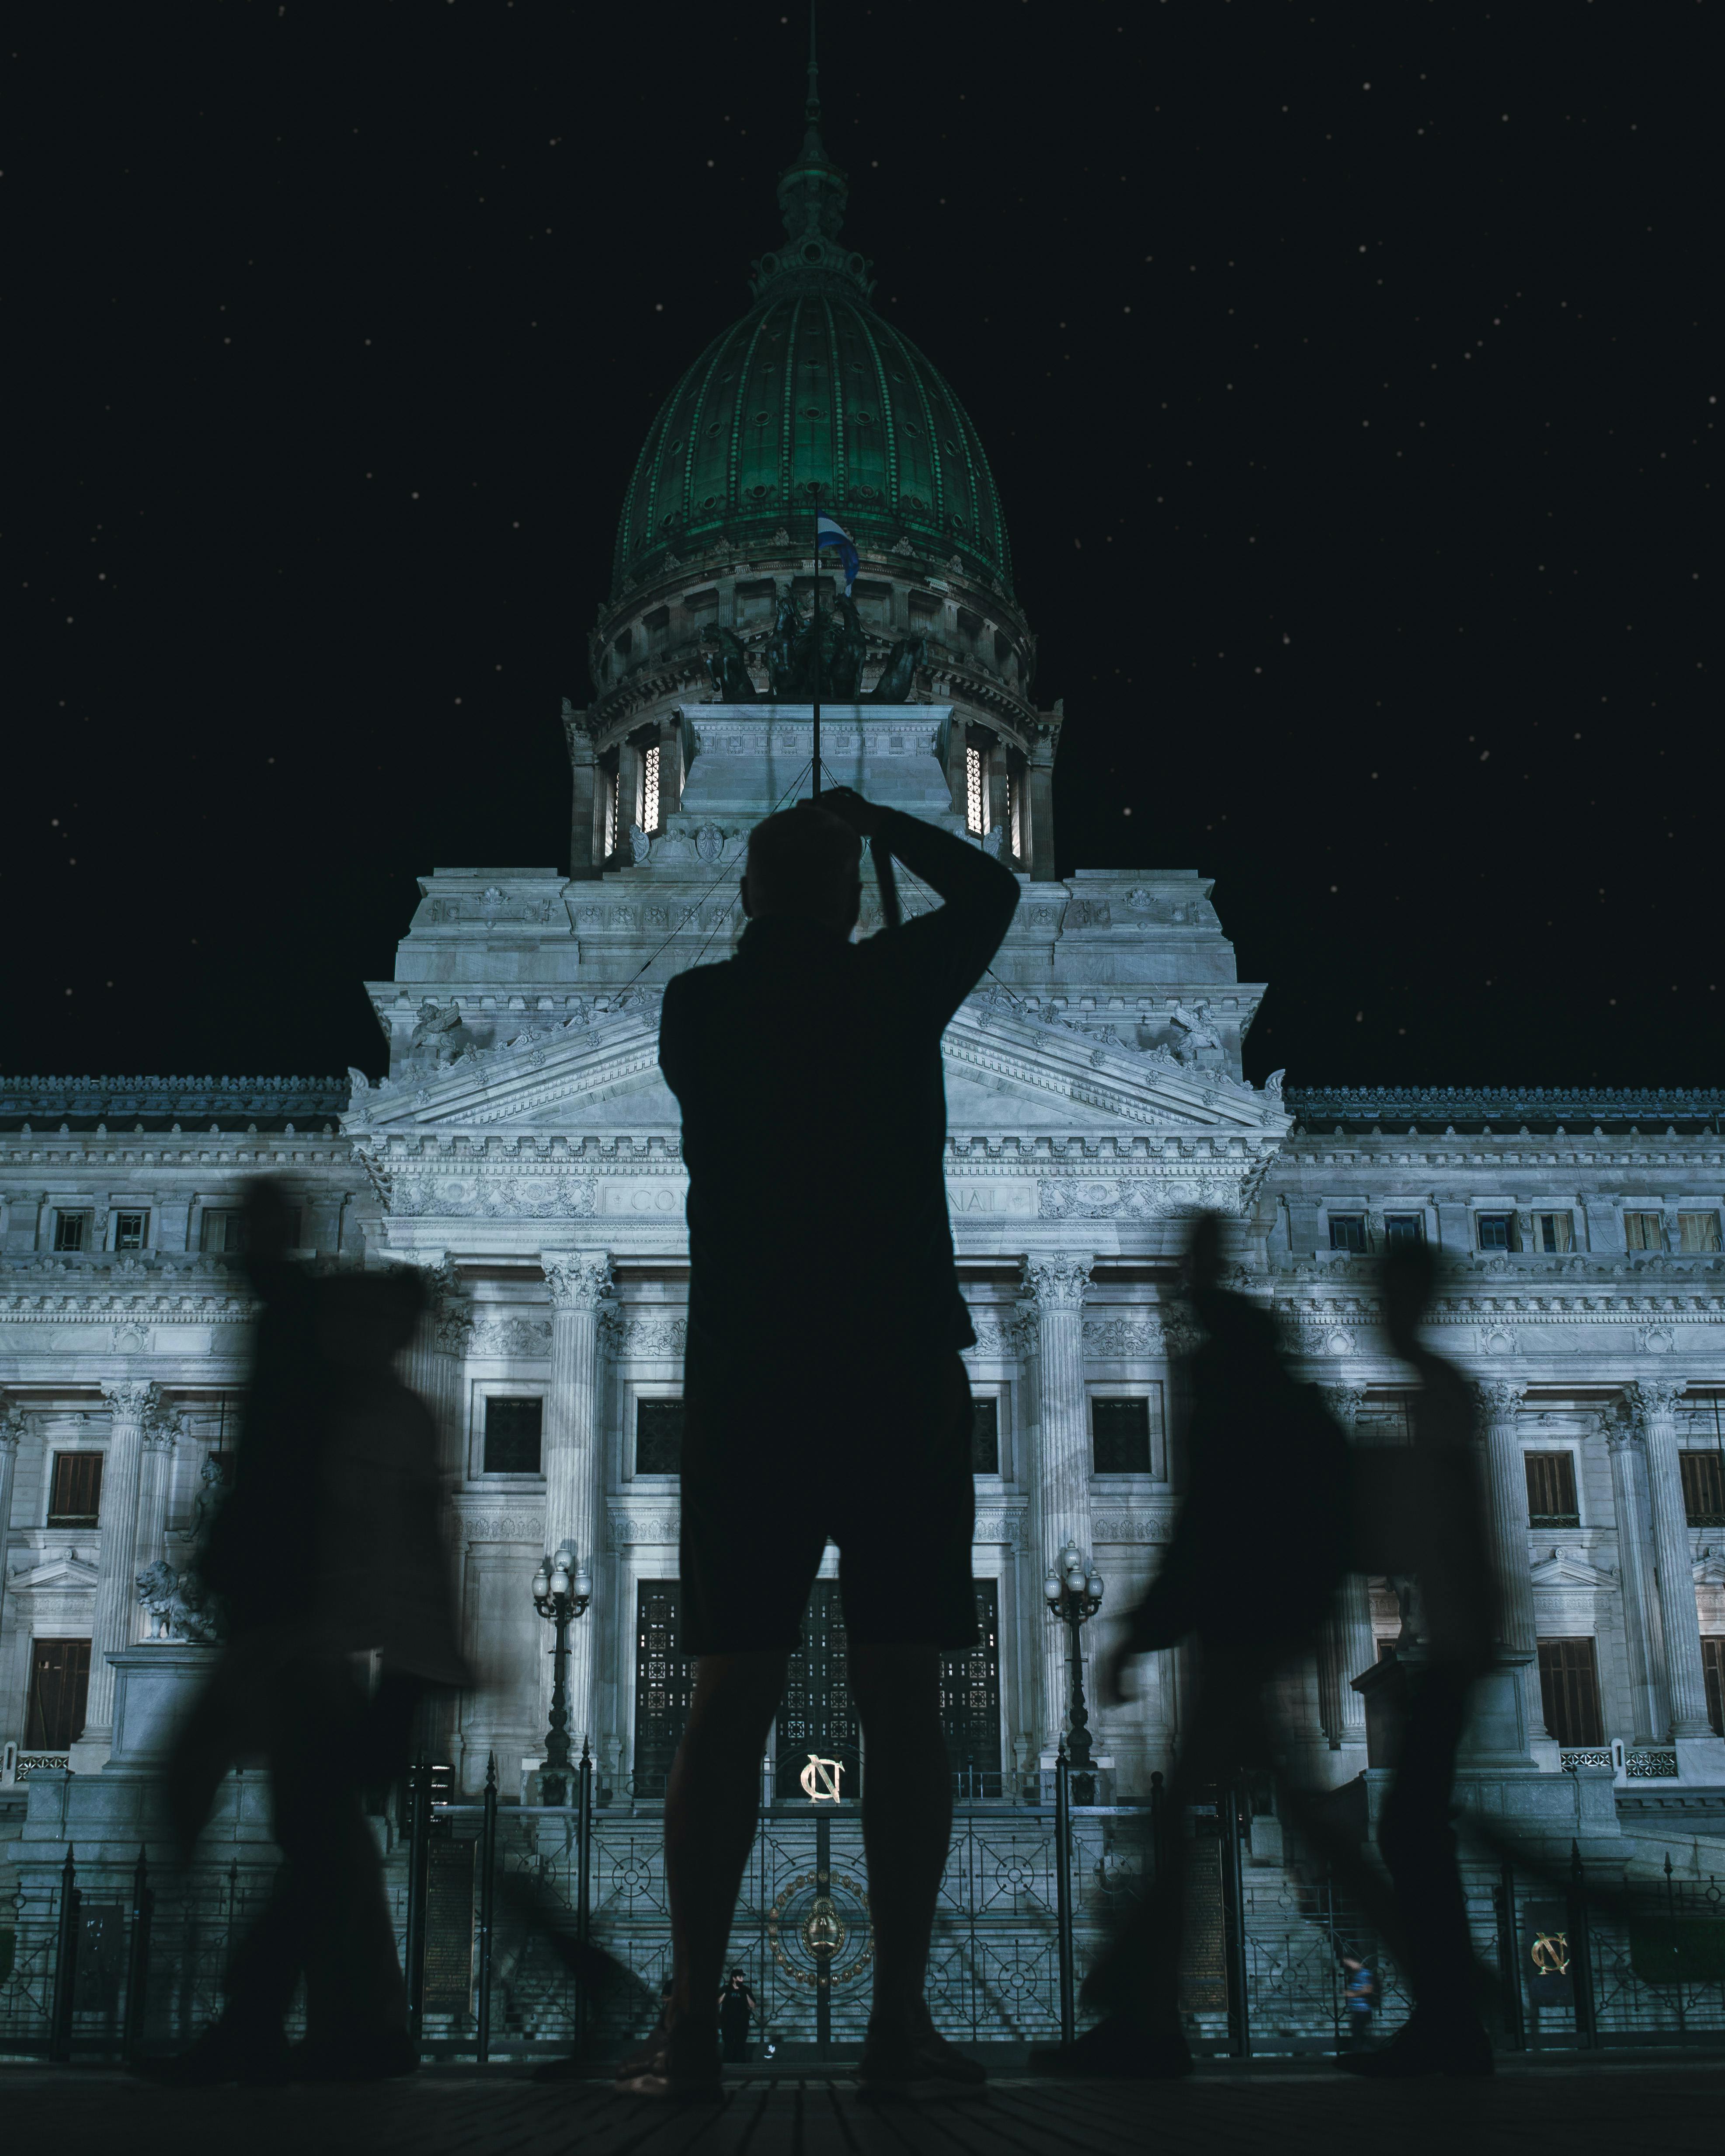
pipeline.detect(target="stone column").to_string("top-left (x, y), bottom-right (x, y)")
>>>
top-left (1606, 1406), bottom-right (1667, 1746)
top-left (82, 1380), bottom-right (157, 1745)
top-left (1628, 1381), bottom-right (1714, 1743)
top-left (1476, 1378), bottom-right (1549, 1740)
top-left (1023, 1254), bottom-right (1093, 1754)
top-left (0, 1405), bottom-right (24, 1648)
top-left (133, 1400), bottom-right (180, 1599)
top-left (563, 699), bottom-right (602, 879)
top-left (1317, 1385), bottom-right (1372, 1754)
top-left (405, 1257), bottom-right (473, 1478)
top-left (1026, 723), bottom-right (1060, 882)
top-left (541, 1251), bottom-right (612, 1756)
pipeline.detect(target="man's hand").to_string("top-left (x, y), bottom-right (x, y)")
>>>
top-left (810, 785), bottom-right (883, 838)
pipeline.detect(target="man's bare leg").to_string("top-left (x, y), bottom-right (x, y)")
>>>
top-left (849, 1644), bottom-right (952, 2034)
top-left (661, 1650), bottom-right (787, 2067)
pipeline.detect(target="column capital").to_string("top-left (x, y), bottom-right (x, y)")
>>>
top-left (1605, 1403), bottom-right (1644, 1454)
top-left (101, 1379), bottom-right (159, 1424)
top-left (141, 1401), bottom-right (183, 1454)
top-left (1624, 1377), bottom-right (1686, 1429)
top-left (1475, 1377), bottom-right (1527, 1420)
top-left (0, 1403), bottom-right (30, 1450)
top-left (542, 1250), bottom-right (613, 1313)
top-left (1319, 1383), bottom-right (1365, 1429)
top-left (1023, 1253), bottom-right (1092, 1311)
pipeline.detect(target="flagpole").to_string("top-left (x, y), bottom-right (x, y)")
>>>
top-left (810, 524), bottom-right (821, 798)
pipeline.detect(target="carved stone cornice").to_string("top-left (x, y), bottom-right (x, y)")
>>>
top-left (1023, 1254), bottom-right (1092, 1312)
top-left (541, 1252), bottom-right (613, 1314)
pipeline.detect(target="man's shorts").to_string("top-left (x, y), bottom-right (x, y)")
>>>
top-left (678, 1345), bottom-right (977, 1655)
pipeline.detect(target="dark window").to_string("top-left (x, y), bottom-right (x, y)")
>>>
top-left (483, 1396), bottom-right (543, 1475)
top-left (970, 1398), bottom-right (1000, 1476)
top-left (1384, 1214), bottom-right (1424, 1245)
top-left (1537, 1638), bottom-right (1603, 1748)
top-left (636, 1398), bottom-right (684, 1476)
top-left (1680, 1451), bottom-right (1725, 1527)
top-left (776, 1580), bottom-right (859, 1801)
top-left (52, 1212), bottom-right (89, 1253)
top-left (25, 1639), bottom-right (90, 1749)
top-left (48, 1453), bottom-right (103, 1527)
top-left (1623, 1211), bottom-right (1663, 1252)
top-left (633, 1582), bottom-right (694, 1799)
top-left (1704, 1639), bottom-right (1725, 1738)
top-left (1525, 1452), bottom-right (1580, 1528)
top-left (200, 1211), bottom-right (248, 1254)
top-left (113, 1211), bottom-right (148, 1252)
top-left (941, 1581), bottom-right (1002, 1798)
top-left (1328, 1214), bottom-right (1367, 1253)
top-left (1092, 1396), bottom-right (1152, 1475)
top-left (643, 605), bottom-right (670, 635)
top-left (1477, 1214), bottom-right (1513, 1251)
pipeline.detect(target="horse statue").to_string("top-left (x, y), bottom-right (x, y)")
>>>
top-left (699, 624), bottom-right (759, 702)
top-left (867, 633), bottom-right (928, 702)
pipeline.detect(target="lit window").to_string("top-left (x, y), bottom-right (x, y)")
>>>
top-left (1328, 1214), bottom-right (1368, 1253)
top-left (642, 742), bottom-right (661, 833)
top-left (1679, 1212), bottom-right (1723, 1253)
top-left (1624, 1211), bottom-right (1664, 1252)
top-left (1535, 1212), bottom-right (1574, 1253)
top-left (964, 744), bottom-right (988, 836)
top-left (606, 767), bottom-right (621, 858)
top-left (1008, 771), bottom-right (1022, 860)
top-left (1477, 1214), bottom-right (1513, 1251)
top-left (114, 1211), bottom-right (148, 1252)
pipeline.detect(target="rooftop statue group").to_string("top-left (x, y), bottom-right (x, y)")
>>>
top-left (700, 583), bottom-right (928, 702)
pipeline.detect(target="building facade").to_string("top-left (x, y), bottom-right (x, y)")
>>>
top-left (5, 101), bottom-right (1725, 1831)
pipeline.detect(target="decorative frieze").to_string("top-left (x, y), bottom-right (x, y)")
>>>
top-left (468, 1318), bottom-right (553, 1360)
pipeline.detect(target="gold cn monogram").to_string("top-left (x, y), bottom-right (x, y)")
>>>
top-left (1530, 1930), bottom-right (1570, 1976)
top-left (799, 1753), bottom-right (844, 1802)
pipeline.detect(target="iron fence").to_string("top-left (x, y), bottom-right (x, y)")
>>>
top-left (7, 1772), bottom-right (1724, 2063)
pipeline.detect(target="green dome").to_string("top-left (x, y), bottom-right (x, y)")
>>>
top-left (611, 100), bottom-right (1015, 604)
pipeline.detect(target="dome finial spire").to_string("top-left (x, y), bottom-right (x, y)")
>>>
top-left (802, 0), bottom-right (826, 160)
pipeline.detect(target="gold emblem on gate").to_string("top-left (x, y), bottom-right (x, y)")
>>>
top-left (799, 1752), bottom-right (844, 1802)
top-left (1530, 1930), bottom-right (1570, 1975)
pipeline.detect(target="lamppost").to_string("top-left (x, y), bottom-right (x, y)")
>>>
top-left (531, 1544), bottom-right (592, 1806)
top-left (1044, 1540), bottom-right (1104, 1805)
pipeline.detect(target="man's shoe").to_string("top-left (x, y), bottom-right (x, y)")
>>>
top-left (132, 2026), bottom-right (291, 2087)
top-left (1027, 2015), bottom-right (1192, 2079)
top-left (859, 2007), bottom-right (988, 2095)
top-left (289, 2028), bottom-right (420, 2083)
top-left (1334, 2016), bottom-right (1492, 2079)
top-left (613, 2033), bottom-right (723, 2100)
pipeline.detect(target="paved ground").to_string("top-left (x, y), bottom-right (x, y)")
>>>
top-left (1, 2057), bottom-right (1720, 2155)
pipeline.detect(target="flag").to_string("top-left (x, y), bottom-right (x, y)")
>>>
top-left (816, 511), bottom-right (859, 595)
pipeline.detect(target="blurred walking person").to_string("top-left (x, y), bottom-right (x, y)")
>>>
top-left (145, 1181), bottom-right (466, 2085)
top-left (1032, 1212), bottom-right (1351, 2076)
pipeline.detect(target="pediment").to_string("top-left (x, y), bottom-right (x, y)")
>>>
top-left (340, 982), bottom-right (1290, 1151)
top-left (942, 998), bottom-right (1288, 1142)
top-left (10, 1554), bottom-right (100, 1592)
top-left (1529, 1551), bottom-right (1616, 1590)
top-left (344, 991), bottom-right (677, 1138)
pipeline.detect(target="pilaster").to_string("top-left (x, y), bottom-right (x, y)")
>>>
top-left (134, 1400), bottom-right (180, 1590)
top-left (541, 1250), bottom-right (612, 1756)
top-left (0, 1406), bottom-right (23, 1650)
top-left (1606, 1407), bottom-right (1667, 1746)
top-left (1317, 1384), bottom-right (1371, 1764)
top-left (1627, 1381), bottom-right (1724, 1777)
top-left (77, 1379), bottom-right (158, 1759)
top-left (1023, 1253), bottom-right (1092, 1755)
top-left (1476, 1378), bottom-right (1554, 1760)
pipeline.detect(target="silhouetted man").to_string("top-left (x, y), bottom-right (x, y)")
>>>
top-left (1337, 1237), bottom-right (1497, 2077)
top-left (150, 1184), bottom-right (466, 2084)
top-left (1040, 1213), bottom-right (1349, 2076)
top-left (634, 788), bottom-right (1017, 2097)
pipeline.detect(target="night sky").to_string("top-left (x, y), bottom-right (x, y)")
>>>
top-left (7, 4), bottom-right (1714, 1092)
